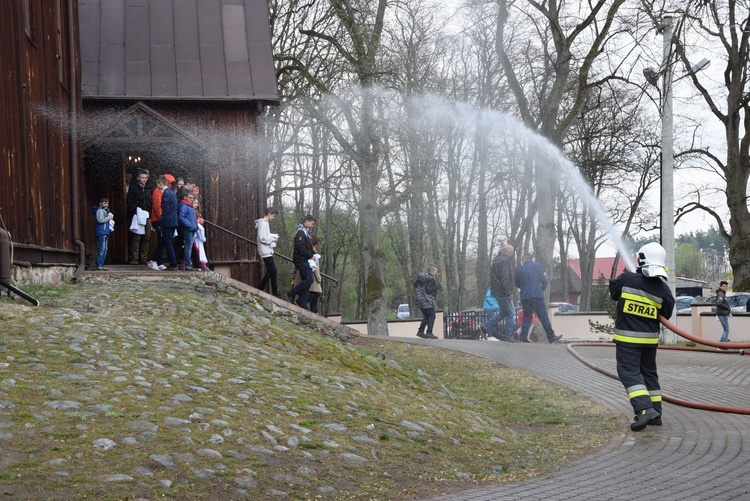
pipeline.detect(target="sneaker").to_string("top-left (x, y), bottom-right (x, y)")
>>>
top-left (148, 261), bottom-right (160, 271)
top-left (486, 336), bottom-right (500, 342)
top-left (164, 266), bottom-right (178, 271)
top-left (425, 333), bottom-right (438, 339)
top-left (631, 408), bottom-right (660, 432)
top-left (95, 266), bottom-right (104, 271)
top-left (549, 334), bottom-right (563, 343)
top-left (200, 264), bottom-right (210, 271)
top-left (522, 337), bottom-right (535, 343)
top-left (416, 332), bottom-right (427, 339)
top-left (158, 264), bottom-right (167, 270)
top-left (503, 337), bottom-right (518, 343)
top-left (478, 325), bottom-right (488, 340)
top-left (285, 292), bottom-right (297, 304)
top-left (648, 416), bottom-right (663, 426)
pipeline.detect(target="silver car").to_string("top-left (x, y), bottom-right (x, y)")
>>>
top-left (707, 292), bottom-right (750, 313)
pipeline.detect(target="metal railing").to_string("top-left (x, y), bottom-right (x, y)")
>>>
top-left (202, 220), bottom-right (339, 288)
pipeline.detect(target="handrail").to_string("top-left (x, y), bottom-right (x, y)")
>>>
top-left (203, 219), bottom-right (339, 288)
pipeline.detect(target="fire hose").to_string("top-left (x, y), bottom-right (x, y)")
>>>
top-left (566, 315), bottom-right (750, 415)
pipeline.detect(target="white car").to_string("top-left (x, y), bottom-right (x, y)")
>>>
top-left (396, 304), bottom-right (410, 319)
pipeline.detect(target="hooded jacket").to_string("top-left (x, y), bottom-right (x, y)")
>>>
top-left (255, 218), bottom-right (276, 258)
top-left (178, 199), bottom-right (198, 232)
top-left (292, 224), bottom-right (314, 264)
top-left (414, 272), bottom-right (441, 309)
top-left (91, 205), bottom-right (111, 237)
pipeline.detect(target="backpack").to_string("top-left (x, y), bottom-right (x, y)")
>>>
top-left (483, 289), bottom-right (499, 311)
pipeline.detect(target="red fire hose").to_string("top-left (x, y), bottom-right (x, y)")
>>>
top-left (566, 315), bottom-right (750, 415)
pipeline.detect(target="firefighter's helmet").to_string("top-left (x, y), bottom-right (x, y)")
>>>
top-left (637, 242), bottom-right (668, 281)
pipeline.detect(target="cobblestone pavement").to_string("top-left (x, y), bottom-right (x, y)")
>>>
top-left (406, 339), bottom-right (750, 501)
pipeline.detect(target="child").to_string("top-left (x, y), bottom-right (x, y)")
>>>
top-left (192, 197), bottom-right (209, 271)
top-left (92, 197), bottom-right (114, 271)
top-left (177, 189), bottom-right (198, 270)
top-left (308, 235), bottom-right (323, 313)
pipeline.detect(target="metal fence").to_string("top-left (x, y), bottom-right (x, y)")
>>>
top-left (444, 309), bottom-right (503, 340)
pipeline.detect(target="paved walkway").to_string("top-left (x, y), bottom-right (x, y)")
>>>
top-left (403, 339), bottom-right (750, 501)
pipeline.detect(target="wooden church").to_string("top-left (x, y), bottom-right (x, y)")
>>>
top-left (1, 0), bottom-right (279, 286)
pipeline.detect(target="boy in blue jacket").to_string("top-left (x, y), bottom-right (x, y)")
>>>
top-left (92, 197), bottom-right (114, 271)
top-left (177, 189), bottom-right (198, 271)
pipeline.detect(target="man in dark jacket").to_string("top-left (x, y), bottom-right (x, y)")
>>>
top-left (480, 245), bottom-right (517, 342)
top-left (515, 254), bottom-right (563, 343)
top-left (715, 280), bottom-right (731, 343)
top-left (286, 214), bottom-right (316, 308)
top-left (157, 176), bottom-right (179, 270)
top-left (610, 242), bottom-right (675, 431)
top-left (126, 169), bottom-right (152, 264)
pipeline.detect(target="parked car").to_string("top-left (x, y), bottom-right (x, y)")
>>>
top-left (548, 302), bottom-right (579, 313)
top-left (707, 292), bottom-right (750, 313)
top-left (396, 304), bottom-right (410, 319)
top-left (676, 296), bottom-right (698, 314)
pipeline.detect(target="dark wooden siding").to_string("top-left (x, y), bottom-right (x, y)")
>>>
top-left (144, 102), bottom-right (267, 286)
top-left (81, 100), bottom-right (267, 283)
top-left (0, 0), bottom-right (80, 264)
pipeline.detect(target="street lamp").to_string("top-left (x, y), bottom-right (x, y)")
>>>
top-left (643, 16), bottom-right (709, 343)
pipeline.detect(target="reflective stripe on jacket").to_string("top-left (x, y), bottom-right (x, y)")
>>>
top-left (610, 271), bottom-right (675, 345)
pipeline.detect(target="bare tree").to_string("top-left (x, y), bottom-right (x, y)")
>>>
top-left (657, 2), bottom-right (750, 290)
top-left (495, 0), bottom-right (629, 293)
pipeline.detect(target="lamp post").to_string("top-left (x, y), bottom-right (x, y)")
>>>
top-left (646, 16), bottom-right (709, 343)
top-left (658, 17), bottom-right (676, 341)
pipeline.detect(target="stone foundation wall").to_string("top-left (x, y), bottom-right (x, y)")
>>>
top-left (10, 265), bottom-right (76, 285)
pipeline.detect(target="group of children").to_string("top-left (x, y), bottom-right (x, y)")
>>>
top-left (93, 173), bottom-right (208, 271)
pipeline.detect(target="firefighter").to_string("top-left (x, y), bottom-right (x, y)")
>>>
top-left (610, 242), bottom-right (675, 431)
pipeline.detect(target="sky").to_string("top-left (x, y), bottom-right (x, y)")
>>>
top-left (436, 1), bottom-right (730, 258)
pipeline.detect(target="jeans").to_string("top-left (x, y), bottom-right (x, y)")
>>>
top-left (161, 226), bottom-right (177, 268)
top-left (718, 315), bottom-right (730, 342)
top-left (182, 230), bottom-right (196, 269)
top-left (259, 256), bottom-right (278, 296)
top-left (418, 307), bottom-right (436, 335)
top-left (483, 296), bottom-right (515, 340)
top-left (150, 221), bottom-right (163, 264)
top-left (289, 261), bottom-right (314, 308)
top-left (521, 297), bottom-right (556, 341)
top-left (309, 292), bottom-right (321, 314)
top-left (96, 235), bottom-right (108, 268)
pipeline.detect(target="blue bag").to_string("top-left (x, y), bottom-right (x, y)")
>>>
top-left (483, 289), bottom-right (499, 311)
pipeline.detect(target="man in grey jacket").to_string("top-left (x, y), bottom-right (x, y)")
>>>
top-left (255, 208), bottom-right (280, 296)
top-left (480, 245), bottom-right (517, 342)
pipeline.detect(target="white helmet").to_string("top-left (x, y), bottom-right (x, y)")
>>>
top-left (637, 242), bottom-right (668, 281)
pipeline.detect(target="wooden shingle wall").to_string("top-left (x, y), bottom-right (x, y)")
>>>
top-left (0, 0), bottom-right (80, 264)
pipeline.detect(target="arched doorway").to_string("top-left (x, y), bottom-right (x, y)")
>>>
top-left (81, 102), bottom-right (206, 266)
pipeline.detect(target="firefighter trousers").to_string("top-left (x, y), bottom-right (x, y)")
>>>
top-left (615, 342), bottom-right (661, 416)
